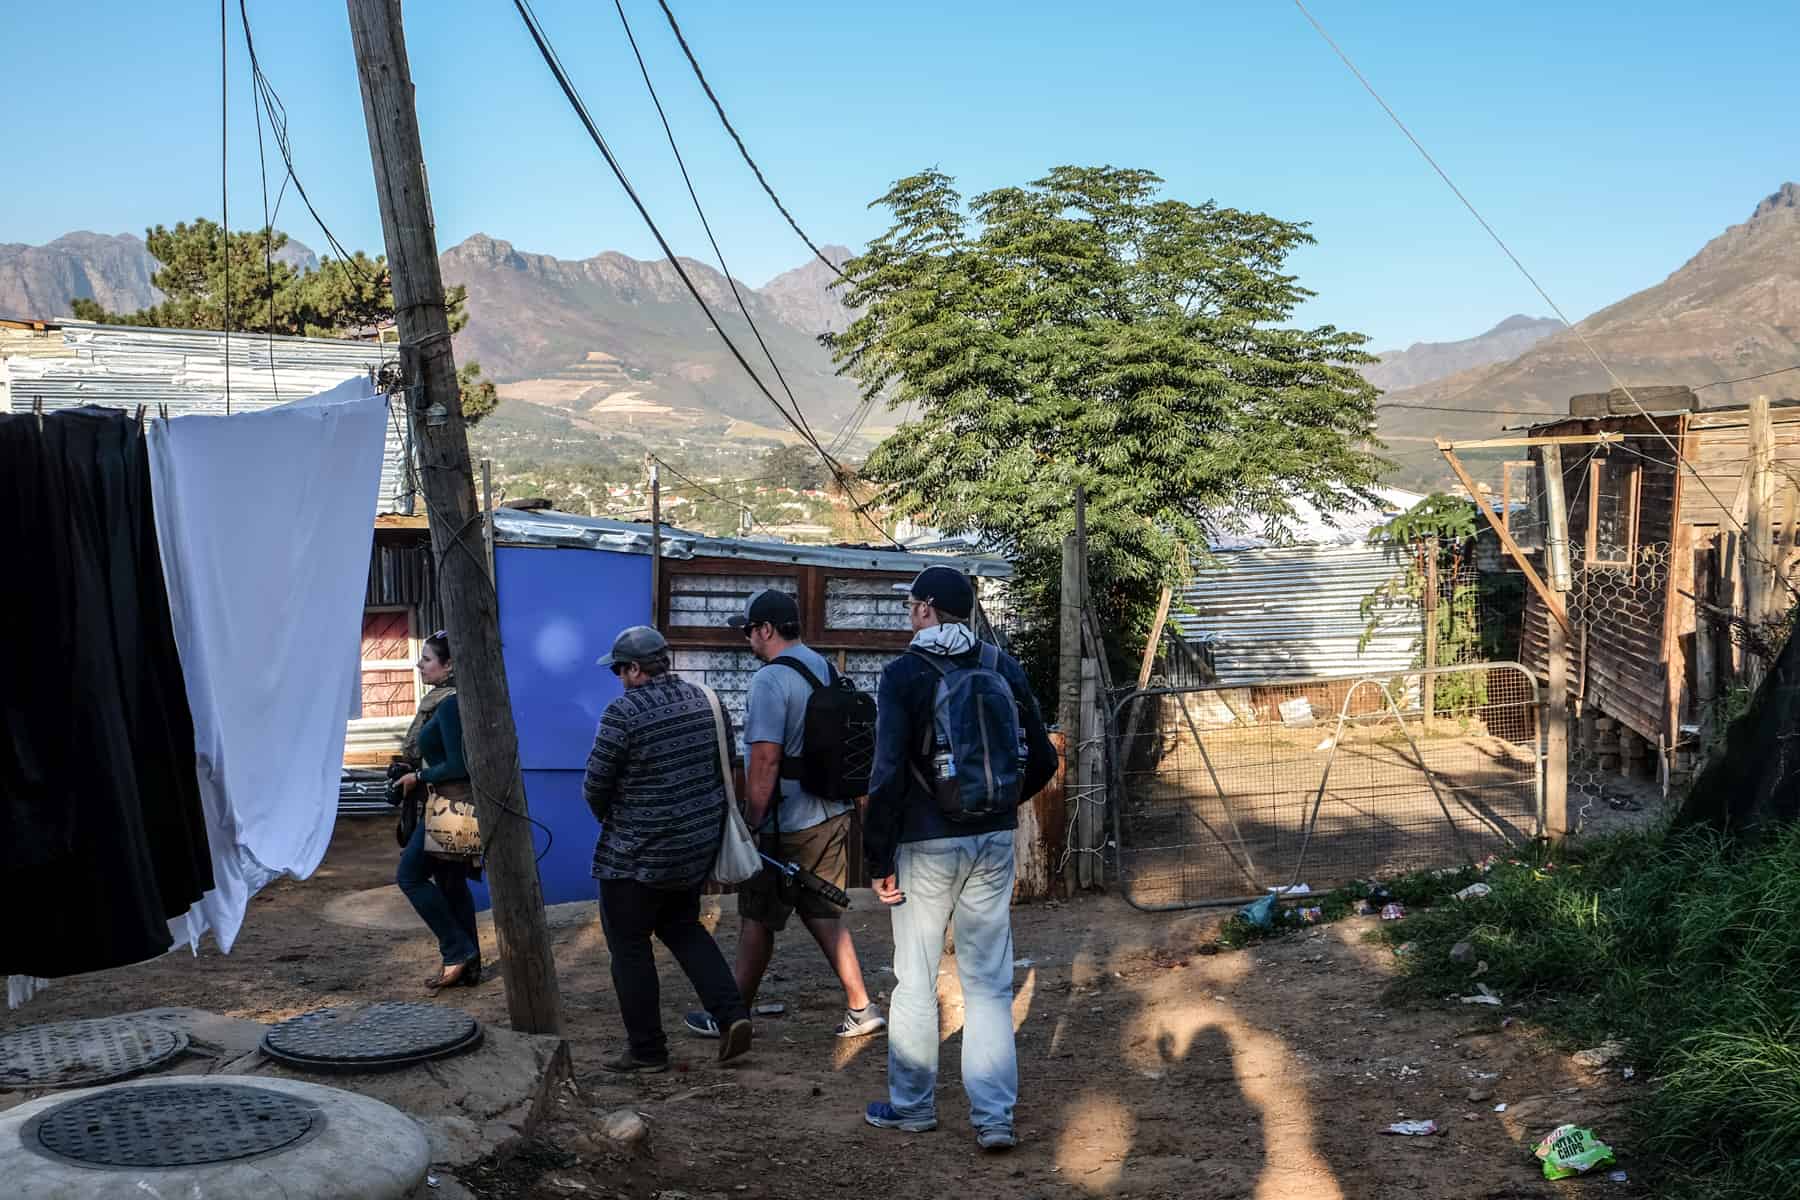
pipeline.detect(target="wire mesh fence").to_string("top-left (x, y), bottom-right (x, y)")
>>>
top-left (1110, 663), bottom-right (1543, 910)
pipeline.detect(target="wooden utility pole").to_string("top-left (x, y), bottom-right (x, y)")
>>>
top-left (348, 0), bottom-right (563, 1035)
top-left (648, 456), bottom-right (663, 626)
top-left (1058, 487), bottom-right (1087, 888)
top-left (1541, 446), bottom-right (1572, 840)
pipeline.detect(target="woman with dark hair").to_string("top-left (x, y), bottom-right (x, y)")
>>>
top-left (393, 631), bottom-right (482, 990)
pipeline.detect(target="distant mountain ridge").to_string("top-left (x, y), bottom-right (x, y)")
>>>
top-left (0, 231), bottom-right (318, 320)
top-left (10, 184), bottom-right (1798, 475)
top-left (1361, 314), bottom-right (1562, 392)
top-left (1379, 181), bottom-right (1800, 466)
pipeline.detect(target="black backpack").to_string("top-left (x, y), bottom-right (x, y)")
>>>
top-left (772, 656), bottom-right (878, 802)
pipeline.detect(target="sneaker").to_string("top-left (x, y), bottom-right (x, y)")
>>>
top-left (684, 1010), bottom-right (721, 1039)
top-left (599, 1050), bottom-right (669, 1075)
top-left (835, 1005), bottom-right (888, 1039)
top-left (864, 1101), bottom-right (936, 1133)
top-left (718, 1017), bottom-right (753, 1064)
top-left (976, 1126), bottom-right (1018, 1152)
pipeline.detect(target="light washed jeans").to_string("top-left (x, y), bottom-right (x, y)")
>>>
top-left (887, 830), bottom-right (1017, 1132)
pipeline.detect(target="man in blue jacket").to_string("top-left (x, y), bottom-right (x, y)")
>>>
top-left (862, 566), bottom-right (1059, 1152)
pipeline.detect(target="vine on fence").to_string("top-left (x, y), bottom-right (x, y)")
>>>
top-left (1358, 494), bottom-right (1495, 714)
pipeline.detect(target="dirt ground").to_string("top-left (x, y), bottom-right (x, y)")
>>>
top-left (1, 817), bottom-right (1645, 1200)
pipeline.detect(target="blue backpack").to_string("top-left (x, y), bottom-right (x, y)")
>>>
top-left (911, 642), bottom-right (1028, 823)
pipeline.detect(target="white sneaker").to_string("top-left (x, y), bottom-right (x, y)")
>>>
top-left (835, 1005), bottom-right (888, 1038)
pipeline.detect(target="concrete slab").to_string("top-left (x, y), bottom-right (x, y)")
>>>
top-left (0, 1075), bottom-right (429, 1199)
top-left (248, 1021), bottom-right (572, 1167)
top-left (322, 887), bottom-right (597, 934)
top-left (1, 1008), bottom-right (569, 1172)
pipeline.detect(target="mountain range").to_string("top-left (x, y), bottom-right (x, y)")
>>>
top-left (1378, 182), bottom-right (1800, 481)
top-left (6, 182), bottom-right (1796, 480)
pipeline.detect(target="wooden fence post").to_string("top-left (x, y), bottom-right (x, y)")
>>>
top-left (1542, 446), bottom-right (1572, 839)
top-left (1422, 537), bottom-right (1440, 722)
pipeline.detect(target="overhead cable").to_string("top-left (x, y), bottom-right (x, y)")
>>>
top-left (654, 0), bottom-right (848, 281)
top-left (510, 0), bottom-right (900, 547)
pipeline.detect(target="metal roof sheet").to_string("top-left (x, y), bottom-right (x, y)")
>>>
top-left (1, 321), bottom-right (408, 514)
top-left (491, 507), bottom-right (1013, 577)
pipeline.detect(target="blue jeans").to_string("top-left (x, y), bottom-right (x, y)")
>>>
top-left (887, 831), bottom-right (1017, 1132)
top-left (397, 816), bottom-right (479, 966)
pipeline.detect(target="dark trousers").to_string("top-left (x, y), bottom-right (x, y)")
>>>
top-left (397, 818), bottom-right (479, 966)
top-left (598, 878), bottom-right (747, 1061)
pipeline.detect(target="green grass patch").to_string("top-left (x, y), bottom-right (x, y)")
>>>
top-left (1377, 825), bottom-right (1800, 1198)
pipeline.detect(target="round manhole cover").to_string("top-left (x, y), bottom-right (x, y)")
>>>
top-left (31, 1084), bottom-right (317, 1167)
top-left (0, 1018), bottom-right (188, 1090)
top-left (261, 1001), bottom-right (481, 1072)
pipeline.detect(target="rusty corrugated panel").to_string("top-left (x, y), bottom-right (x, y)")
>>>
top-left (1176, 543), bottom-right (1421, 685)
top-left (0, 321), bottom-right (408, 514)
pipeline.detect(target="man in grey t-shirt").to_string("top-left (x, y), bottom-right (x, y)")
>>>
top-left (684, 589), bottom-right (886, 1040)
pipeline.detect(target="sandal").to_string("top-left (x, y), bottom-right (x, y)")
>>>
top-left (426, 960), bottom-right (468, 991)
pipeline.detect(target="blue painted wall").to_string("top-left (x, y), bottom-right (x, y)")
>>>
top-left (471, 544), bottom-right (652, 909)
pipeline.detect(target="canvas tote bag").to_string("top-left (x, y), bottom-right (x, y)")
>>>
top-left (698, 684), bottom-right (761, 885)
top-left (423, 779), bottom-right (483, 862)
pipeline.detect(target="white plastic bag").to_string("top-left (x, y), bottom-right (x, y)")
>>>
top-left (698, 684), bottom-right (762, 886)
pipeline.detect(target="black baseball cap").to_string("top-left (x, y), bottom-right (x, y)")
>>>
top-left (726, 587), bottom-right (801, 632)
top-left (896, 565), bottom-right (975, 620)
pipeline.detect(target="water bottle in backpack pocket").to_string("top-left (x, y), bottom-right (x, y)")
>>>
top-left (913, 643), bottom-right (1025, 822)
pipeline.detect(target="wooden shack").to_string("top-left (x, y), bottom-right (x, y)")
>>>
top-left (1504, 390), bottom-right (1800, 767)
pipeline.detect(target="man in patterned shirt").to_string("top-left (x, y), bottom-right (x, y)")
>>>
top-left (584, 625), bottom-right (752, 1072)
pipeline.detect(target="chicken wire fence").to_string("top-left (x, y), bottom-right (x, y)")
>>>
top-left (1109, 663), bottom-right (1544, 910)
top-left (1564, 541), bottom-right (1675, 828)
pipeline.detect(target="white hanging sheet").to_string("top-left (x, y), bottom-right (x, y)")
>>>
top-left (151, 379), bottom-right (391, 954)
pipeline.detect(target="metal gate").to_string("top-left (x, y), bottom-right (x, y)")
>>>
top-left (1110, 664), bottom-right (1544, 910)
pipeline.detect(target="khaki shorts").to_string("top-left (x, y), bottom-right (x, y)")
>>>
top-left (738, 811), bottom-right (851, 931)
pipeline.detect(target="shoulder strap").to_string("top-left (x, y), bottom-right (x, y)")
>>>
top-left (907, 647), bottom-right (955, 678)
top-left (978, 641), bottom-right (1000, 671)
top-left (694, 684), bottom-right (738, 807)
top-left (772, 655), bottom-right (827, 691)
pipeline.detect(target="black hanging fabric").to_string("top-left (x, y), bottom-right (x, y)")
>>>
top-left (1, 406), bottom-right (213, 977)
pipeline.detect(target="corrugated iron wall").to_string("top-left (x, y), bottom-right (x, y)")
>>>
top-left (0, 322), bottom-right (409, 513)
top-left (1176, 543), bottom-right (1421, 685)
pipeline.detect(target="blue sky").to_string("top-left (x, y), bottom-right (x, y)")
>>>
top-left (4, 0), bottom-right (1793, 349)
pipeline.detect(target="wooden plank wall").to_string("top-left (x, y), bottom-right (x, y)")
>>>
top-left (1520, 415), bottom-right (1682, 746)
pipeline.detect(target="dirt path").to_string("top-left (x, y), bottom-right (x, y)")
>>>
top-left (1, 819), bottom-right (1638, 1199)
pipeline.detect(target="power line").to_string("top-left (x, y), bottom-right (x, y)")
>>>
top-left (650, 454), bottom-right (772, 536)
top-left (1378, 402), bottom-right (1557, 417)
top-left (220, 0), bottom-right (232, 413)
top-left (509, 0), bottom-right (900, 548)
top-left (243, 0), bottom-right (279, 401)
top-left (609, 0), bottom-right (823, 451)
top-left (1291, 0), bottom-right (1764, 568)
top-left (654, 0), bottom-right (848, 281)
top-left (1695, 364), bottom-right (1800, 391)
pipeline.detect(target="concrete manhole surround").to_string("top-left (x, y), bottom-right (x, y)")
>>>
top-left (27, 1082), bottom-right (318, 1168)
top-left (0, 1016), bottom-right (189, 1091)
top-left (0, 1076), bottom-right (430, 1199)
top-left (262, 1001), bottom-right (482, 1073)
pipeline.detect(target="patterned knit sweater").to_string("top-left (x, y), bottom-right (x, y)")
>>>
top-left (583, 673), bottom-right (730, 887)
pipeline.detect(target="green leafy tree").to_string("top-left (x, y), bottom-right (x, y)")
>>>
top-left (1359, 494), bottom-right (1522, 713)
top-left (758, 443), bottom-right (828, 491)
top-left (830, 166), bottom-right (1384, 693)
top-left (71, 219), bottom-right (500, 424)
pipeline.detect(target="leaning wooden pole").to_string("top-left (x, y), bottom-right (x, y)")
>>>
top-left (347, 0), bottom-right (563, 1035)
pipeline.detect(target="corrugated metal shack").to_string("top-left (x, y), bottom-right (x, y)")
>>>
top-left (471, 507), bottom-right (1014, 903)
top-left (0, 318), bottom-right (409, 512)
top-left (1514, 392), bottom-right (1800, 759)
top-left (1176, 487), bottom-right (1426, 687)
